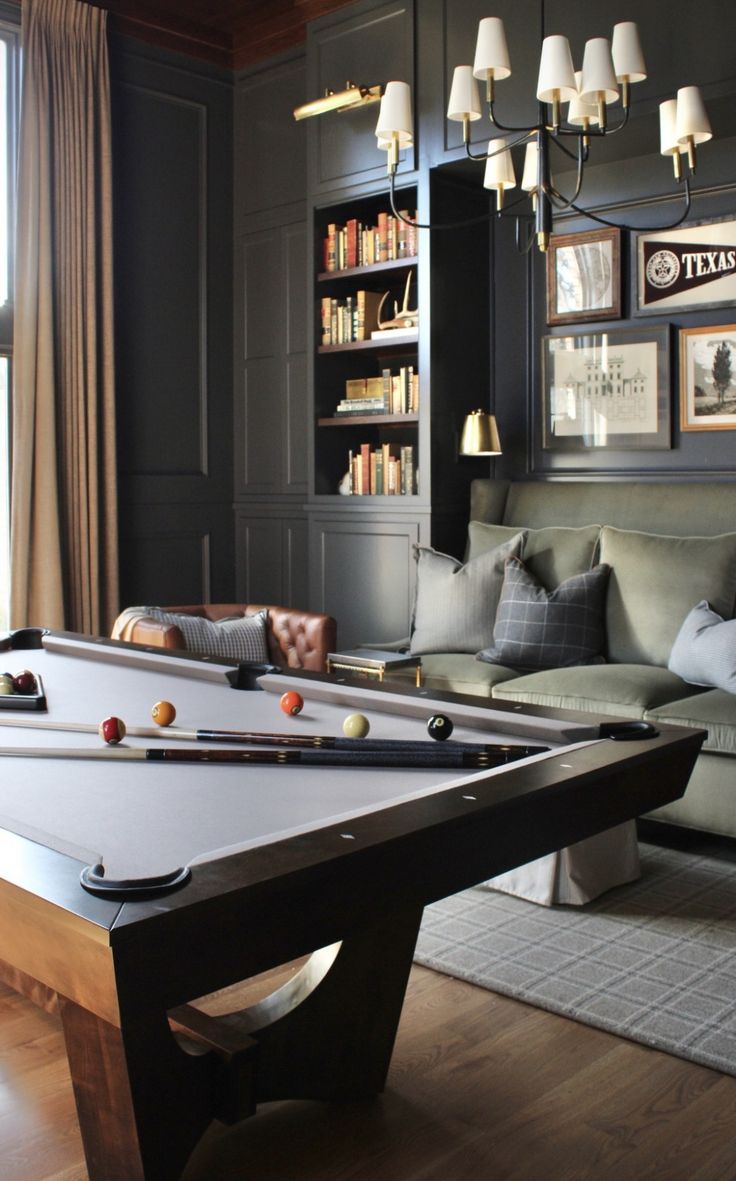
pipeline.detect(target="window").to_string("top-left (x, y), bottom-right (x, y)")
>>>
top-left (0, 20), bottom-right (19, 629)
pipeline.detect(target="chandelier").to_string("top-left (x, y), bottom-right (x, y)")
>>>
top-left (375, 17), bottom-right (713, 251)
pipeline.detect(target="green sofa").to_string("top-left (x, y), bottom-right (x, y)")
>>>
top-left (406, 479), bottom-right (736, 840)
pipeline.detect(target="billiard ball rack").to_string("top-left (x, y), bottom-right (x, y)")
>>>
top-left (0, 673), bottom-right (47, 711)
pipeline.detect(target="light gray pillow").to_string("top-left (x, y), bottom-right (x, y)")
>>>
top-left (467, 521), bottom-right (601, 588)
top-left (145, 608), bottom-right (270, 663)
top-left (668, 600), bottom-right (736, 692)
top-left (478, 558), bottom-right (610, 670)
top-left (410, 533), bottom-right (525, 655)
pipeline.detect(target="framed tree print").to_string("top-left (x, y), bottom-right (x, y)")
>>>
top-left (543, 326), bottom-right (671, 451)
top-left (680, 323), bottom-right (736, 431)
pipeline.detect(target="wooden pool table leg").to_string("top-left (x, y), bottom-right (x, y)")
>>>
top-left (250, 903), bottom-right (425, 1103)
top-left (58, 995), bottom-right (220, 1181)
top-left (58, 904), bottom-right (423, 1180)
top-left (169, 903), bottom-right (425, 1109)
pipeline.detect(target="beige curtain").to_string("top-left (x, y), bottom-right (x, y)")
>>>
top-left (10, 0), bottom-right (118, 634)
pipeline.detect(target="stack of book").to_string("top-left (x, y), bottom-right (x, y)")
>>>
top-left (323, 211), bottom-right (417, 272)
top-left (320, 290), bottom-right (383, 345)
top-left (347, 443), bottom-right (416, 495)
top-left (333, 368), bottom-right (419, 417)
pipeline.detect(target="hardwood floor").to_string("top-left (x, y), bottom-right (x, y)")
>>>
top-left (2, 957), bottom-right (736, 1181)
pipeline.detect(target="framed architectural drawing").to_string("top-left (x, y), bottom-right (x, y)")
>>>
top-left (546, 227), bottom-right (621, 325)
top-left (680, 323), bottom-right (736, 431)
top-left (542, 326), bottom-right (671, 451)
top-left (633, 216), bottom-right (736, 315)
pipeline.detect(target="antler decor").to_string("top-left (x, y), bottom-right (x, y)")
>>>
top-left (377, 270), bottom-right (419, 330)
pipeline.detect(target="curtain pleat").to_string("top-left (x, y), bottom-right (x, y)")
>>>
top-left (10, 0), bottom-right (118, 634)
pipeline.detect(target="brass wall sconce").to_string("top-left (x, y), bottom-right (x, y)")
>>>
top-left (294, 82), bottom-right (382, 121)
top-left (459, 411), bottom-right (502, 456)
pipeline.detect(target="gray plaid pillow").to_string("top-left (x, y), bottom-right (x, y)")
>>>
top-left (478, 559), bottom-right (610, 670)
top-left (145, 608), bottom-right (269, 663)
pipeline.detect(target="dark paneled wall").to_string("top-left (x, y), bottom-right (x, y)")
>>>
top-left (107, 0), bottom-right (736, 622)
top-left (110, 37), bottom-right (234, 608)
top-left (232, 50), bottom-right (313, 609)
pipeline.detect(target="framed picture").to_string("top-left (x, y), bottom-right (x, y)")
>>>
top-left (633, 215), bottom-right (736, 315)
top-left (546, 227), bottom-right (621, 325)
top-left (680, 323), bottom-right (736, 432)
top-left (542, 326), bottom-right (671, 451)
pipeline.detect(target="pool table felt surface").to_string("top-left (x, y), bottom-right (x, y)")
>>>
top-left (0, 636), bottom-right (610, 882)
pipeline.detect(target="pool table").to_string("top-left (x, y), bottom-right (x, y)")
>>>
top-left (0, 629), bottom-right (705, 1181)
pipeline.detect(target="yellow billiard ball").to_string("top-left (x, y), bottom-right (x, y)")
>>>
top-left (152, 700), bottom-right (177, 727)
top-left (342, 712), bottom-right (370, 739)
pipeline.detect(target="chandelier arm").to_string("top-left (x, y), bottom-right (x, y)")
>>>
top-left (486, 101), bottom-right (540, 135)
top-left (554, 107), bottom-right (630, 140)
top-left (563, 178), bottom-right (693, 233)
top-left (389, 170), bottom-right (499, 230)
top-left (548, 134), bottom-right (580, 162)
top-left (544, 139), bottom-right (585, 210)
top-left (514, 217), bottom-right (536, 253)
top-left (465, 128), bottom-right (536, 164)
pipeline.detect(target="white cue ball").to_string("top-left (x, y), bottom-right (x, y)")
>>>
top-left (342, 713), bottom-right (370, 739)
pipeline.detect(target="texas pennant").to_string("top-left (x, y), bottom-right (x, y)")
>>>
top-left (642, 239), bottom-right (736, 305)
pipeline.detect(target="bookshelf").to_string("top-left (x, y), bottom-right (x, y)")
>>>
top-left (312, 188), bottom-right (420, 498)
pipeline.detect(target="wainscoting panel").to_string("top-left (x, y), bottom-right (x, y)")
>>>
top-left (309, 514), bottom-right (425, 648)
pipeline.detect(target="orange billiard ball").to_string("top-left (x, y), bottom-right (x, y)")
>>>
top-left (280, 690), bottom-right (304, 716)
top-left (98, 716), bottom-right (127, 745)
top-left (151, 700), bottom-right (177, 727)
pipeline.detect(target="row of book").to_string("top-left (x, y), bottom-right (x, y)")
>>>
top-left (333, 367), bottom-right (419, 416)
top-left (347, 444), bottom-right (416, 496)
top-left (320, 290), bottom-right (383, 345)
top-left (323, 211), bottom-right (417, 272)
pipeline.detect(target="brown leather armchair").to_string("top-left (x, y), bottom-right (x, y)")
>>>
top-left (111, 603), bottom-right (337, 673)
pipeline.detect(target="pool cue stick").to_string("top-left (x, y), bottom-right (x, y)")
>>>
top-left (0, 744), bottom-right (546, 769)
top-left (0, 716), bottom-right (548, 760)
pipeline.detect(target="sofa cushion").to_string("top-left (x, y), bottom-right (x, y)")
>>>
top-left (492, 663), bottom-right (694, 718)
top-left (668, 600), bottom-right (736, 693)
top-left (645, 689), bottom-right (736, 756)
top-left (409, 534), bottom-right (524, 655)
top-left (412, 653), bottom-right (520, 697)
top-left (478, 559), bottom-right (610, 670)
top-left (145, 608), bottom-right (270, 663)
top-left (599, 527), bottom-right (736, 666)
top-left (467, 521), bottom-right (600, 588)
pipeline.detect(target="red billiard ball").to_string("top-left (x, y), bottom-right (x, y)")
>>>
top-left (280, 690), bottom-right (304, 716)
top-left (98, 716), bottom-right (127, 745)
top-left (12, 669), bottom-right (37, 695)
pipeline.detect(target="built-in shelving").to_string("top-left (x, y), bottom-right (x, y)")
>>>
top-left (313, 187), bottom-right (419, 499)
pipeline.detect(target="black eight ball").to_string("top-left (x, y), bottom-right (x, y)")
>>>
top-left (427, 713), bottom-right (453, 741)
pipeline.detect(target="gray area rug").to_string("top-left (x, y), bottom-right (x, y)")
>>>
top-left (415, 842), bottom-right (736, 1076)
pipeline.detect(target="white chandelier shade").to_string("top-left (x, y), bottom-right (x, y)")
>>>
top-left (447, 65), bottom-right (482, 123)
top-left (473, 17), bottom-right (511, 83)
top-left (483, 136), bottom-right (516, 202)
top-left (535, 34), bottom-right (577, 103)
top-left (611, 21), bottom-right (646, 83)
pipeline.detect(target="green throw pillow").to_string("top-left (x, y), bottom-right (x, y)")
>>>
top-left (599, 527), bottom-right (736, 666)
top-left (467, 520), bottom-right (601, 588)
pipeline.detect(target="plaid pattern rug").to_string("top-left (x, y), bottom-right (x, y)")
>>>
top-left (415, 842), bottom-right (736, 1076)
